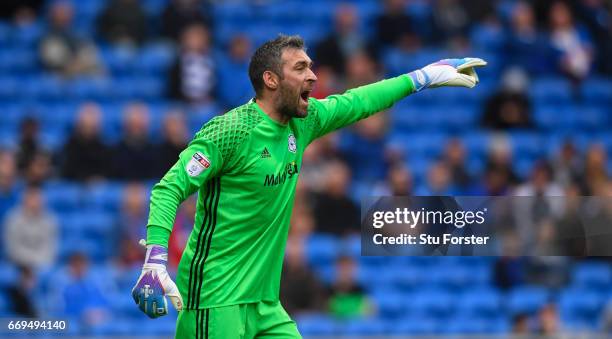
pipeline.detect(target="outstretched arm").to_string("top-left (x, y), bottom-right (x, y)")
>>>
top-left (304, 58), bottom-right (486, 143)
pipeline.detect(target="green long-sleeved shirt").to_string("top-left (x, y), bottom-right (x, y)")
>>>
top-left (146, 75), bottom-right (415, 309)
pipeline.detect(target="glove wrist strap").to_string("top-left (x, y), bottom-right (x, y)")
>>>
top-left (407, 69), bottom-right (431, 92)
top-left (144, 244), bottom-right (168, 268)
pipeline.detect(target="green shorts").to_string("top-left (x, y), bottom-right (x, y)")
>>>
top-left (175, 300), bottom-right (301, 339)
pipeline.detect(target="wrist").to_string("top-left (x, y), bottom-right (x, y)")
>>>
top-left (144, 244), bottom-right (168, 267)
top-left (407, 69), bottom-right (431, 92)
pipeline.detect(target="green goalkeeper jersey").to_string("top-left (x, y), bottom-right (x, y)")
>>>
top-left (146, 75), bottom-right (415, 309)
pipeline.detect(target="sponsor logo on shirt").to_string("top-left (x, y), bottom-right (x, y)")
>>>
top-left (263, 161), bottom-right (299, 186)
top-left (185, 151), bottom-right (210, 177)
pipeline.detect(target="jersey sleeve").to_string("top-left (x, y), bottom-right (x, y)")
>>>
top-left (146, 115), bottom-right (250, 247)
top-left (302, 74), bottom-right (415, 144)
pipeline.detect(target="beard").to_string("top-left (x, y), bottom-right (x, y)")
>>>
top-left (275, 82), bottom-right (308, 119)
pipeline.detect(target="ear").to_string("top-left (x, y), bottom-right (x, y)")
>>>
top-left (262, 70), bottom-right (279, 90)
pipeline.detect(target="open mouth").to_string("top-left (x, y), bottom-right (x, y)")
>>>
top-left (300, 90), bottom-right (311, 104)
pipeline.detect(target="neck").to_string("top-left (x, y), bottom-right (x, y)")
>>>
top-left (255, 97), bottom-right (290, 125)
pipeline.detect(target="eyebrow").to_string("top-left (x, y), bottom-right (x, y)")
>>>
top-left (294, 60), bottom-right (314, 68)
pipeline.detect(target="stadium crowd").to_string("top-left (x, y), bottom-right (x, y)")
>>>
top-left (0, 0), bottom-right (611, 336)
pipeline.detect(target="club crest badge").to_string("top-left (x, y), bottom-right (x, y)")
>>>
top-left (185, 152), bottom-right (210, 177)
top-left (288, 134), bottom-right (297, 153)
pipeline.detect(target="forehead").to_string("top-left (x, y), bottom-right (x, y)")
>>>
top-left (281, 48), bottom-right (312, 65)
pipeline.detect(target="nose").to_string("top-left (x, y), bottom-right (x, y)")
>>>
top-left (306, 68), bottom-right (317, 83)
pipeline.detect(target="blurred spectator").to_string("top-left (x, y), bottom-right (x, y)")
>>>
top-left (511, 313), bottom-right (531, 334)
top-left (218, 34), bottom-right (254, 108)
top-left (301, 134), bottom-right (342, 192)
top-left (327, 256), bottom-right (371, 318)
top-left (469, 8), bottom-right (504, 52)
top-left (289, 199), bottom-right (315, 240)
top-left (168, 195), bottom-right (196, 271)
top-left (60, 103), bottom-right (111, 181)
top-left (514, 162), bottom-right (565, 254)
top-left (112, 103), bottom-right (155, 180)
top-left (484, 136), bottom-right (519, 186)
top-left (281, 237), bottom-right (326, 315)
top-left (538, 304), bottom-right (560, 336)
top-left (442, 139), bottom-right (472, 190)
top-left (417, 160), bottom-right (455, 195)
top-left (154, 111), bottom-right (188, 178)
top-left (504, 1), bottom-right (553, 74)
top-left (310, 66), bottom-right (339, 99)
top-left (374, 163), bottom-right (413, 196)
top-left (0, 0), bottom-right (43, 20)
top-left (494, 256), bottom-right (526, 290)
top-left (577, 0), bottom-right (612, 75)
top-left (168, 23), bottom-right (216, 104)
top-left (462, 0), bottom-right (496, 24)
top-left (580, 143), bottom-right (608, 195)
top-left (96, 0), bottom-right (148, 46)
top-left (344, 51), bottom-right (380, 90)
top-left (548, 1), bottom-right (593, 86)
top-left (552, 140), bottom-right (582, 188)
top-left (116, 183), bottom-right (148, 267)
top-left (555, 184), bottom-right (586, 256)
top-left (373, 0), bottom-right (419, 50)
top-left (15, 117), bottom-right (40, 172)
top-left (23, 151), bottom-right (53, 186)
top-left (38, 0), bottom-right (102, 76)
top-left (6, 266), bottom-right (37, 317)
top-left (161, 0), bottom-right (212, 42)
top-left (0, 150), bottom-right (18, 222)
top-left (340, 112), bottom-right (388, 183)
top-left (3, 186), bottom-right (57, 270)
top-left (315, 4), bottom-right (371, 76)
top-left (311, 160), bottom-right (360, 236)
top-left (50, 253), bottom-right (110, 325)
top-left (431, 0), bottom-right (469, 49)
top-left (481, 69), bottom-right (533, 130)
top-left (583, 181), bottom-right (612, 256)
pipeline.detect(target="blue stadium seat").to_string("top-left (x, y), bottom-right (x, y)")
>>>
top-left (573, 262), bottom-right (612, 289)
top-left (0, 262), bottom-right (18, 288)
top-left (457, 288), bottom-right (502, 317)
top-left (408, 288), bottom-right (454, 316)
top-left (342, 317), bottom-right (387, 335)
top-left (295, 313), bottom-right (337, 335)
top-left (430, 262), bottom-right (491, 289)
top-left (43, 183), bottom-right (83, 213)
top-left (560, 288), bottom-right (607, 324)
top-left (390, 315), bottom-right (440, 334)
top-left (531, 77), bottom-right (572, 103)
top-left (84, 182), bottom-right (124, 212)
top-left (0, 291), bottom-right (10, 316)
top-left (133, 43), bottom-right (175, 74)
top-left (369, 289), bottom-right (407, 317)
top-left (507, 286), bottom-right (551, 314)
top-left (306, 234), bottom-right (340, 265)
top-left (444, 314), bottom-right (509, 334)
top-left (582, 78), bottom-right (612, 103)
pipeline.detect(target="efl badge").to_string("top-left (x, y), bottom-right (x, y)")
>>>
top-left (288, 134), bottom-right (297, 153)
top-left (186, 152), bottom-right (210, 177)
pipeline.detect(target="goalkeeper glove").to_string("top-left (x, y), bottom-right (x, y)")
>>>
top-left (131, 239), bottom-right (183, 318)
top-left (408, 58), bottom-right (487, 92)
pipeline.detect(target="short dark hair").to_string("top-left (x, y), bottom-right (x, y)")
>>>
top-left (248, 34), bottom-right (305, 98)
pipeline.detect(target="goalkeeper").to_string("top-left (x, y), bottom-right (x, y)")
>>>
top-left (132, 35), bottom-right (485, 338)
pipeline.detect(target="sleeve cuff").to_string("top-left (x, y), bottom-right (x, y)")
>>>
top-left (146, 225), bottom-right (171, 248)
